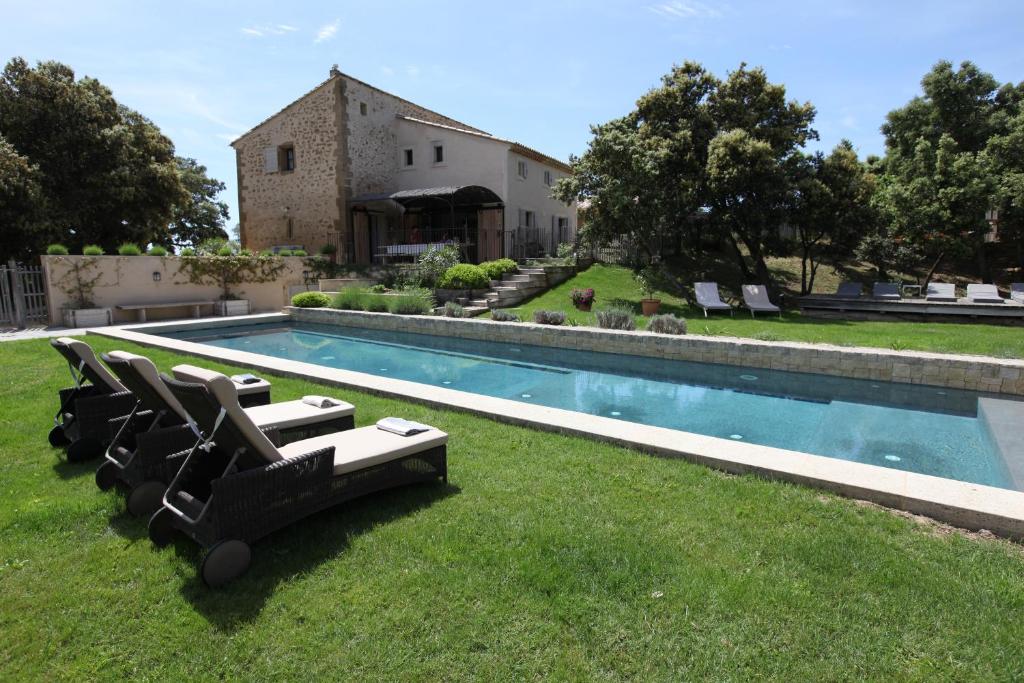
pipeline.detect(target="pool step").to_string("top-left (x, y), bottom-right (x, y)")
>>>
top-left (978, 398), bottom-right (1024, 489)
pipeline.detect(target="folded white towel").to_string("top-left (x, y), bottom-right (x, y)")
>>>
top-left (376, 417), bottom-right (432, 436)
top-left (302, 395), bottom-right (342, 408)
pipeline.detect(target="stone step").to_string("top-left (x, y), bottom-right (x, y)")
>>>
top-left (502, 273), bottom-right (532, 283)
top-left (518, 268), bottom-right (546, 275)
top-left (468, 299), bottom-right (490, 308)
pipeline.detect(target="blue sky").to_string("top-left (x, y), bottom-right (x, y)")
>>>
top-left (3, 0), bottom-right (1023, 227)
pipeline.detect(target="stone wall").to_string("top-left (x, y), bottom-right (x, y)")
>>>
top-left (288, 307), bottom-right (1024, 396)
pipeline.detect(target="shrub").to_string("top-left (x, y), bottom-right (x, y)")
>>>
top-left (291, 291), bottom-right (332, 308)
top-left (442, 301), bottom-right (466, 318)
top-left (570, 288), bottom-right (595, 306)
top-left (437, 264), bottom-right (489, 290)
top-left (331, 287), bottom-right (367, 310)
top-left (147, 245), bottom-right (168, 256)
top-left (319, 243), bottom-right (338, 256)
top-left (368, 283), bottom-right (388, 293)
top-left (291, 249), bottom-right (307, 257)
top-left (556, 242), bottom-right (576, 262)
top-left (239, 248), bottom-right (252, 256)
top-left (491, 309), bottom-right (520, 322)
top-left (647, 314), bottom-right (687, 335)
top-left (389, 290), bottom-right (433, 315)
top-left (179, 247), bottom-right (196, 256)
top-left (365, 295), bottom-right (390, 312)
top-left (533, 309), bottom-right (566, 325)
top-left (416, 244), bottom-right (460, 287)
top-left (46, 244), bottom-right (69, 255)
top-left (596, 307), bottom-right (636, 331)
top-left (82, 244), bottom-right (104, 255)
top-left (277, 249), bottom-right (293, 257)
top-left (479, 258), bottom-right (517, 281)
top-left (117, 243), bottom-right (142, 256)
top-left (217, 246), bottom-right (234, 256)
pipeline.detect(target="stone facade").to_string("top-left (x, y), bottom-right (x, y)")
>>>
top-left (288, 307), bottom-right (1024, 396)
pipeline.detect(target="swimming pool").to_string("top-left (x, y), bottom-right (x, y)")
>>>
top-left (164, 322), bottom-right (1017, 491)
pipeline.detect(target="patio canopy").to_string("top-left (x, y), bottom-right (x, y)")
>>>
top-left (350, 185), bottom-right (503, 209)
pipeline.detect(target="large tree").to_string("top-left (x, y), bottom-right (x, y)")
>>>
top-left (166, 157), bottom-right (230, 249)
top-left (0, 135), bottom-right (45, 261)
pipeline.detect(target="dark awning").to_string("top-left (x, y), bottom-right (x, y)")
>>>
top-left (350, 185), bottom-right (503, 208)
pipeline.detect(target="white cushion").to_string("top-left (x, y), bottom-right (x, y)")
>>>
top-left (173, 366), bottom-right (271, 396)
top-left (278, 425), bottom-right (448, 475)
top-left (57, 337), bottom-right (127, 393)
top-left (243, 399), bottom-right (354, 431)
top-left (106, 350), bottom-right (189, 421)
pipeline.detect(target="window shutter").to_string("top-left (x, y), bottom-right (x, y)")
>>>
top-left (518, 208), bottom-right (525, 228)
top-left (263, 147), bottom-right (279, 173)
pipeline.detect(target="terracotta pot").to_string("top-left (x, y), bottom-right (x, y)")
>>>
top-left (574, 301), bottom-right (592, 312)
top-left (641, 298), bottom-right (661, 316)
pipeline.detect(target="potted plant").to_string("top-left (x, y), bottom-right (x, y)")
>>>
top-left (635, 267), bottom-right (661, 316)
top-left (570, 287), bottom-right (595, 311)
top-left (55, 256), bottom-right (112, 327)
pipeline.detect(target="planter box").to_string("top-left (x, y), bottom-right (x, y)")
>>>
top-left (215, 300), bottom-right (251, 316)
top-left (62, 307), bottom-right (112, 328)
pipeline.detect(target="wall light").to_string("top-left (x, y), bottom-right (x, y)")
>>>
top-left (152, 271), bottom-right (161, 282)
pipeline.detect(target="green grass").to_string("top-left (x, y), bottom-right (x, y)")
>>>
top-left (493, 264), bottom-right (1024, 358)
top-left (2, 337), bottom-right (1024, 680)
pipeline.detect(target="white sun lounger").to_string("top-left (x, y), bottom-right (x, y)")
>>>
top-left (965, 284), bottom-right (1006, 304)
top-left (925, 282), bottom-right (957, 302)
top-left (741, 284), bottom-right (781, 318)
top-left (694, 282), bottom-right (734, 317)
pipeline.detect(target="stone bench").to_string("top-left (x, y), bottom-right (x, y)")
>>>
top-left (116, 301), bottom-right (216, 323)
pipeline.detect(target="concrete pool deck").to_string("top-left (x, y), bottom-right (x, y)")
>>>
top-left (89, 312), bottom-right (1024, 541)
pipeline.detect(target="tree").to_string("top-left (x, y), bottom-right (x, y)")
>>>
top-left (167, 157), bottom-right (230, 250)
top-left (987, 104), bottom-right (1024, 270)
top-left (0, 135), bottom-right (46, 261)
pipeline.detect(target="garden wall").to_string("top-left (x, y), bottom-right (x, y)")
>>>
top-left (42, 255), bottom-right (309, 325)
top-left (288, 307), bottom-right (1024, 397)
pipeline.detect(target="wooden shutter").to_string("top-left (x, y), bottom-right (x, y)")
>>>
top-left (263, 147), bottom-right (279, 173)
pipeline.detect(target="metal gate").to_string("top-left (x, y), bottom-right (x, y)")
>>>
top-left (0, 260), bottom-right (48, 328)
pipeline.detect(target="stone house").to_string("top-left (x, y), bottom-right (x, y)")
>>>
top-left (231, 66), bottom-right (576, 264)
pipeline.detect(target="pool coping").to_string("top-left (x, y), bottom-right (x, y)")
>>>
top-left (89, 314), bottom-right (1024, 541)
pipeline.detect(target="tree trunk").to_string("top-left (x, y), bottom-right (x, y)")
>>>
top-left (922, 252), bottom-right (944, 287)
top-left (726, 233), bottom-right (752, 281)
top-left (807, 259), bottom-right (820, 293)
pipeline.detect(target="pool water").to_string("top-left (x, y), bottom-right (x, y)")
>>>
top-left (166, 323), bottom-right (1016, 490)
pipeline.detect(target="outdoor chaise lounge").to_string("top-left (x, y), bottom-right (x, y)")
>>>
top-left (871, 283), bottom-right (902, 300)
top-left (50, 337), bottom-right (137, 462)
top-left (148, 364), bottom-right (448, 586)
top-left (741, 285), bottom-right (781, 318)
top-left (835, 282), bottom-right (863, 298)
top-left (97, 351), bottom-right (356, 516)
top-left (925, 282), bottom-right (957, 302)
top-left (694, 282), bottom-right (734, 317)
top-left (966, 284), bottom-right (1006, 304)
top-left (1013, 283), bottom-right (1024, 304)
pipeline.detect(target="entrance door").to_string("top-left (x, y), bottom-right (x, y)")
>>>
top-left (352, 212), bottom-right (371, 264)
top-left (477, 208), bottom-right (504, 261)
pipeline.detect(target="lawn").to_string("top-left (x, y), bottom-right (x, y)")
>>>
top-left (494, 264), bottom-right (1024, 359)
top-left (2, 336), bottom-right (1024, 680)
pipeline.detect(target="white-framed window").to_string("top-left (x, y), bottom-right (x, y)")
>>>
top-left (402, 148), bottom-right (414, 168)
top-left (544, 170), bottom-right (552, 187)
top-left (517, 159), bottom-right (528, 180)
top-left (432, 142), bottom-right (445, 165)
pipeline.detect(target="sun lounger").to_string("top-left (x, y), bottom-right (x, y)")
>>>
top-left (871, 283), bottom-right (902, 300)
top-left (835, 282), bottom-right (862, 298)
top-left (1013, 283), bottom-right (1024, 304)
top-left (96, 352), bottom-right (356, 516)
top-left (925, 282), bottom-right (957, 302)
top-left (694, 282), bottom-right (734, 317)
top-left (149, 365), bottom-right (447, 586)
top-left (49, 337), bottom-right (136, 462)
top-left (741, 284), bottom-right (781, 318)
top-left (965, 284), bottom-right (1006, 304)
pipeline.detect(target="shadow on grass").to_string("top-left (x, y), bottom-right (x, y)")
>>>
top-left (150, 480), bottom-right (461, 630)
top-left (51, 456), bottom-right (102, 480)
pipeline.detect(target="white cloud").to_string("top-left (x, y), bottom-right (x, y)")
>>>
top-left (241, 24), bottom-right (298, 38)
top-left (840, 114), bottom-right (859, 130)
top-left (406, 65), bottom-right (421, 78)
top-left (314, 19), bottom-right (339, 43)
top-left (380, 65), bottom-right (395, 77)
top-left (649, 1), bottom-right (723, 20)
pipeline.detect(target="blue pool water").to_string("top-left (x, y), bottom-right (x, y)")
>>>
top-left (165, 323), bottom-right (1016, 490)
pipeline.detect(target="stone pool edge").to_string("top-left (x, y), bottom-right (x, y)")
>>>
top-left (90, 316), bottom-right (1024, 541)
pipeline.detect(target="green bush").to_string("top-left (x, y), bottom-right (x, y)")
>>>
top-left (216, 246), bottom-right (234, 256)
top-left (437, 264), bottom-right (489, 290)
top-left (82, 244), bottom-right (104, 256)
top-left (319, 243), bottom-right (337, 255)
top-left (442, 301), bottom-right (466, 318)
top-left (368, 283), bottom-right (387, 293)
top-left (533, 309), bottom-right (566, 325)
top-left (331, 287), bottom-right (367, 311)
top-left (416, 244), bottom-right (460, 287)
top-left (596, 307), bottom-right (636, 331)
top-left (291, 249), bottom-right (307, 257)
top-left (46, 244), bottom-right (69, 255)
top-left (259, 249), bottom-right (274, 257)
top-left (147, 245), bottom-right (168, 256)
top-left (647, 314), bottom-right (687, 335)
top-left (491, 309), bottom-right (520, 322)
top-left (365, 295), bottom-right (390, 312)
top-left (179, 247), bottom-right (196, 256)
top-left (479, 258), bottom-right (517, 281)
top-left (389, 290), bottom-right (434, 315)
top-left (291, 291), bottom-right (332, 308)
top-left (117, 243), bottom-right (142, 256)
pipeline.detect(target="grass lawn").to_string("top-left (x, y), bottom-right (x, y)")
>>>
top-left (493, 264), bottom-right (1024, 359)
top-left (2, 336), bottom-right (1024, 679)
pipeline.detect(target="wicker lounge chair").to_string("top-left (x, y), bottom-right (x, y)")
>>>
top-left (694, 282), bottom-right (734, 317)
top-left (1013, 283), bottom-right (1024, 304)
top-left (97, 352), bottom-right (356, 516)
top-left (835, 282), bottom-right (863, 298)
top-left (741, 285), bottom-right (781, 318)
top-left (49, 337), bottom-right (137, 461)
top-left (966, 284), bottom-right (1006, 304)
top-left (871, 283), bottom-right (902, 300)
top-left (148, 365), bottom-right (447, 586)
top-left (925, 282), bottom-right (957, 302)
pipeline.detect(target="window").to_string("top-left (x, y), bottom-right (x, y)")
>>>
top-left (520, 209), bottom-right (534, 228)
top-left (544, 170), bottom-right (552, 187)
top-left (557, 216), bottom-right (569, 242)
top-left (517, 160), bottom-right (528, 179)
top-left (278, 144), bottom-right (295, 172)
top-left (359, 102), bottom-right (368, 116)
top-left (433, 143), bottom-right (445, 164)
top-left (403, 148), bottom-right (414, 167)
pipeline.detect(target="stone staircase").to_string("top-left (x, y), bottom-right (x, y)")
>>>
top-left (436, 264), bottom-right (578, 316)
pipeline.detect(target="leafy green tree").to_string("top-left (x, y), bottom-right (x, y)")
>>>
top-left (0, 136), bottom-right (46, 261)
top-left (167, 157), bottom-right (230, 250)
top-left (986, 105), bottom-right (1024, 270)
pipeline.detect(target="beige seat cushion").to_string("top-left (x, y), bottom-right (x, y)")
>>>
top-left (106, 351), bottom-right (189, 421)
top-left (172, 366), bottom-right (271, 396)
top-left (243, 399), bottom-right (354, 431)
top-left (57, 337), bottom-right (128, 393)
top-left (278, 426), bottom-right (448, 476)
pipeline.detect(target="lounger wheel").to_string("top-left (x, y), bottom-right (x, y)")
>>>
top-left (201, 540), bottom-right (252, 587)
top-left (126, 481), bottom-right (166, 517)
top-left (48, 425), bottom-right (70, 448)
top-left (66, 437), bottom-right (102, 463)
top-left (95, 461), bottom-right (118, 491)
top-left (148, 507), bottom-right (177, 548)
